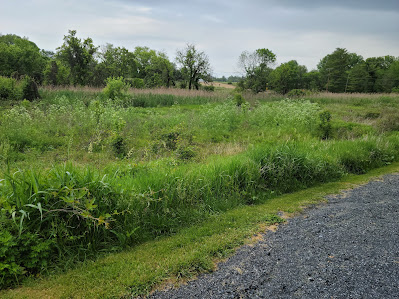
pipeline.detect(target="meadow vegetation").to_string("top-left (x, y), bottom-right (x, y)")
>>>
top-left (1, 84), bottom-right (399, 292)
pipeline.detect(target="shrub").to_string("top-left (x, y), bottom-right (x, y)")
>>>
top-left (0, 76), bottom-right (21, 101)
top-left (129, 78), bottom-right (144, 89)
top-left (103, 77), bottom-right (130, 100)
top-left (318, 110), bottom-right (332, 139)
top-left (391, 86), bottom-right (399, 93)
top-left (179, 81), bottom-right (187, 89)
top-left (234, 93), bottom-right (245, 107)
top-left (203, 85), bottom-right (215, 92)
top-left (21, 76), bottom-right (40, 101)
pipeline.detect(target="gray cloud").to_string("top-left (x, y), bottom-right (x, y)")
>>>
top-left (1, 0), bottom-right (398, 76)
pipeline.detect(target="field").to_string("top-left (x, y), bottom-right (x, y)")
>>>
top-left (1, 87), bottom-right (399, 296)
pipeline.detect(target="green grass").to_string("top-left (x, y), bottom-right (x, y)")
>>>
top-left (2, 162), bottom-right (399, 298)
top-left (1, 88), bottom-right (399, 292)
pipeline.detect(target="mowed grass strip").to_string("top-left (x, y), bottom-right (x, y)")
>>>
top-left (2, 162), bottom-right (399, 299)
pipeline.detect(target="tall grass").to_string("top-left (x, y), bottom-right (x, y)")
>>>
top-left (2, 133), bottom-right (399, 288)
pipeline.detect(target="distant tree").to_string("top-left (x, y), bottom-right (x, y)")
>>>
top-left (377, 60), bottom-right (399, 92)
top-left (346, 63), bottom-right (371, 92)
top-left (43, 59), bottom-right (71, 86)
top-left (56, 30), bottom-right (98, 86)
top-left (238, 48), bottom-right (276, 92)
top-left (0, 34), bottom-right (47, 83)
top-left (176, 44), bottom-right (212, 90)
top-left (133, 47), bottom-right (175, 88)
top-left (303, 70), bottom-right (322, 91)
top-left (317, 48), bottom-right (363, 92)
top-left (92, 44), bottom-right (138, 86)
top-left (269, 60), bottom-right (307, 94)
top-left (365, 56), bottom-right (397, 92)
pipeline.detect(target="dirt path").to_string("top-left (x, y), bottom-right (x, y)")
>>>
top-left (148, 174), bottom-right (399, 298)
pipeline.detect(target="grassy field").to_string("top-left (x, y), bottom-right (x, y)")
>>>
top-left (1, 87), bottom-right (399, 295)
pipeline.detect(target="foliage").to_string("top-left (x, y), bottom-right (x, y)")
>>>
top-left (318, 110), bottom-right (332, 139)
top-left (20, 76), bottom-right (40, 101)
top-left (129, 78), bottom-right (145, 89)
top-left (176, 44), bottom-right (212, 90)
top-left (0, 76), bottom-right (21, 101)
top-left (102, 76), bottom-right (130, 100)
top-left (56, 30), bottom-right (98, 86)
top-left (203, 85), bottom-right (215, 92)
top-left (1, 87), bottom-right (399, 289)
top-left (317, 48), bottom-right (364, 92)
top-left (286, 89), bottom-right (309, 98)
top-left (0, 34), bottom-right (47, 83)
top-left (269, 60), bottom-right (307, 94)
top-left (43, 60), bottom-right (71, 86)
top-left (238, 48), bottom-right (276, 92)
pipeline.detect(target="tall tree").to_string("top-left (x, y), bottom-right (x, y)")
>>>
top-left (56, 30), bottom-right (98, 86)
top-left (0, 34), bottom-right (47, 83)
top-left (92, 44), bottom-right (138, 86)
top-left (317, 48), bottom-right (363, 92)
top-left (238, 48), bottom-right (276, 92)
top-left (365, 56), bottom-right (396, 92)
top-left (269, 60), bottom-right (307, 94)
top-left (176, 44), bottom-right (212, 90)
top-left (134, 47), bottom-right (175, 88)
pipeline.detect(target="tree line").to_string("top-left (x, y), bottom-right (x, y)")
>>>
top-left (0, 30), bottom-right (398, 94)
top-left (237, 48), bottom-right (399, 93)
top-left (0, 30), bottom-right (211, 90)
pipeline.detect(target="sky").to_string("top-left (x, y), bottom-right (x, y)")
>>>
top-left (1, 0), bottom-right (399, 77)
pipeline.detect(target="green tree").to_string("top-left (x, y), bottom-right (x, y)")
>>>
top-left (93, 44), bottom-right (138, 86)
top-left (303, 70), bottom-right (322, 91)
top-left (238, 48), bottom-right (276, 92)
top-left (56, 30), bottom-right (98, 86)
top-left (365, 56), bottom-right (397, 92)
top-left (133, 47), bottom-right (175, 88)
top-left (269, 60), bottom-right (307, 94)
top-left (176, 44), bottom-right (212, 90)
top-left (318, 48), bottom-right (363, 92)
top-left (377, 60), bottom-right (399, 92)
top-left (346, 63), bottom-right (371, 92)
top-left (43, 60), bottom-right (71, 86)
top-left (0, 34), bottom-right (47, 83)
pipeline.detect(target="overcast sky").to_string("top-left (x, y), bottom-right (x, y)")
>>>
top-left (1, 0), bottom-right (398, 77)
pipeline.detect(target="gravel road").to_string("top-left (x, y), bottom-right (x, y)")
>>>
top-left (148, 174), bottom-right (399, 298)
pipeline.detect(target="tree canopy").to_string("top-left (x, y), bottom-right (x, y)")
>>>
top-left (176, 44), bottom-right (212, 90)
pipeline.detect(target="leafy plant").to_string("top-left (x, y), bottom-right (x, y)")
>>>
top-left (318, 110), bottom-right (332, 139)
top-left (102, 76), bottom-right (130, 100)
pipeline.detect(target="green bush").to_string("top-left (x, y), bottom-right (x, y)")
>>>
top-left (286, 89), bottom-right (311, 98)
top-left (103, 77), bottom-right (130, 100)
top-left (0, 76), bottom-right (21, 101)
top-left (234, 93), bottom-right (245, 107)
top-left (21, 76), bottom-right (40, 101)
top-left (391, 86), bottom-right (399, 93)
top-left (128, 78), bottom-right (144, 89)
top-left (318, 110), bottom-right (332, 139)
top-left (203, 85), bottom-right (215, 92)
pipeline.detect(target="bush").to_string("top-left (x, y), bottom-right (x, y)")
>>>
top-left (0, 76), bottom-right (21, 101)
top-left (179, 81), bottom-right (187, 89)
top-left (318, 110), bottom-right (332, 139)
top-left (128, 78), bottom-right (144, 89)
top-left (103, 77), bottom-right (130, 100)
top-left (21, 76), bottom-right (40, 101)
top-left (391, 86), bottom-right (399, 93)
top-left (234, 93), bottom-right (245, 107)
top-left (203, 85), bottom-right (215, 92)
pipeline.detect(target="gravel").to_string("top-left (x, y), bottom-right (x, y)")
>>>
top-left (147, 174), bottom-right (399, 299)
